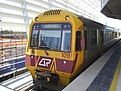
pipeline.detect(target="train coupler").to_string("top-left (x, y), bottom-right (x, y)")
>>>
top-left (34, 70), bottom-right (59, 85)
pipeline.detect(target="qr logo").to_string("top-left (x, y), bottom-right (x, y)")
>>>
top-left (38, 58), bottom-right (52, 67)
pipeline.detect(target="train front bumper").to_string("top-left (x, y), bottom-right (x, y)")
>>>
top-left (33, 70), bottom-right (59, 85)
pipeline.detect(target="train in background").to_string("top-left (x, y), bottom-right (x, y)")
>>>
top-left (25, 10), bottom-right (121, 89)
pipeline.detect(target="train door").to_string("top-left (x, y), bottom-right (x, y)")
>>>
top-left (83, 27), bottom-right (99, 63)
top-left (84, 27), bottom-right (104, 63)
top-left (83, 27), bottom-right (90, 62)
top-left (74, 30), bottom-right (85, 74)
top-left (75, 31), bottom-right (85, 51)
top-left (97, 29), bottom-right (104, 51)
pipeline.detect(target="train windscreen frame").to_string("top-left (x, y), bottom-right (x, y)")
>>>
top-left (30, 23), bottom-right (72, 52)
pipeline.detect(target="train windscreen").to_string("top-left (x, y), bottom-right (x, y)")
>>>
top-left (30, 23), bottom-right (71, 52)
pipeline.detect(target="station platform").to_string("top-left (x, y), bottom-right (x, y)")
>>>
top-left (63, 41), bottom-right (121, 91)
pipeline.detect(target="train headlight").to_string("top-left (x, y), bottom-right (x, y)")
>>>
top-left (56, 59), bottom-right (75, 73)
top-left (30, 56), bottom-right (34, 59)
top-left (62, 60), bottom-right (67, 64)
top-left (65, 15), bottom-right (69, 20)
top-left (35, 17), bottom-right (39, 21)
top-left (25, 55), bottom-right (35, 66)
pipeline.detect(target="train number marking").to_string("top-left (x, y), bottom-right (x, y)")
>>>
top-left (39, 58), bottom-right (51, 67)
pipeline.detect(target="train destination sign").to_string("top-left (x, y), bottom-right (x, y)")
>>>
top-left (42, 24), bottom-right (62, 29)
top-left (33, 23), bottom-right (71, 30)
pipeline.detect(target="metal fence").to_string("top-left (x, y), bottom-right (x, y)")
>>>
top-left (0, 30), bottom-right (27, 81)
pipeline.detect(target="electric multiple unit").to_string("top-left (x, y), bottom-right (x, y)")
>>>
top-left (25, 10), bottom-right (121, 89)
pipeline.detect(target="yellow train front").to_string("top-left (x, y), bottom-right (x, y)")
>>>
top-left (25, 10), bottom-right (85, 88)
top-left (25, 10), bottom-right (120, 89)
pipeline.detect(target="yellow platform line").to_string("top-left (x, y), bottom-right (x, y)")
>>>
top-left (109, 56), bottom-right (121, 91)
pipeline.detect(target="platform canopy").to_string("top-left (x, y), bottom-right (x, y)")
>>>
top-left (101, 0), bottom-right (121, 20)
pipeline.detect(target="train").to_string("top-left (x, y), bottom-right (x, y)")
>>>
top-left (25, 10), bottom-right (121, 89)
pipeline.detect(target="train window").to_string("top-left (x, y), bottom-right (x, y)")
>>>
top-left (109, 32), bottom-right (113, 39)
top-left (38, 30), bottom-right (61, 50)
top-left (30, 23), bottom-right (71, 52)
top-left (30, 29), bottom-right (39, 47)
top-left (103, 31), bottom-right (108, 42)
top-left (76, 31), bottom-right (81, 51)
top-left (119, 33), bottom-right (121, 36)
top-left (61, 30), bottom-right (71, 52)
top-left (37, 29), bottom-right (71, 52)
top-left (103, 29), bottom-right (113, 42)
top-left (84, 30), bottom-right (87, 49)
top-left (90, 30), bottom-right (97, 46)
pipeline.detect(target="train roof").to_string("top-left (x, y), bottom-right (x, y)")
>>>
top-left (78, 16), bottom-right (104, 29)
top-left (39, 10), bottom-right (117, 31)
top-left (41, 9), bottom-right (104, 28)
top-left (78, 16), bottom-right (118, 31)
top-left (42, 9), bottom-right (105, 29)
